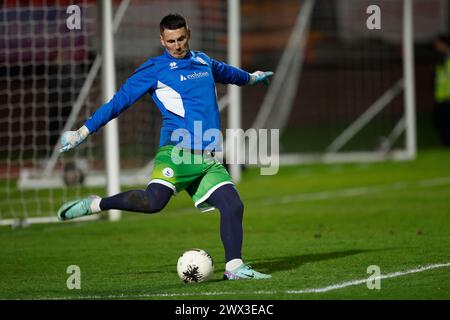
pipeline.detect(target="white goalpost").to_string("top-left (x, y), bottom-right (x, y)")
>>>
top-left (227, 0), bottom-right (242, 182)
top-left (402, 0), bottom-right (417, 160)
top-left (100, 0), bottom-right (122, 222)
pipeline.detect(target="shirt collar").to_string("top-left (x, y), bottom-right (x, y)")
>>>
top-left (164, 49), bottom-right (192, 60)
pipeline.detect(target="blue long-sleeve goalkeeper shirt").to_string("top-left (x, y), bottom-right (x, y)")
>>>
top-left (84, 50), bottom-right (250, 151)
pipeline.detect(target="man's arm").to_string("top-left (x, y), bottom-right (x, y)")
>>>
top-left (210, 58), bottom-right (273, 86)
top-left (59, 62), bottom-right (157, 153)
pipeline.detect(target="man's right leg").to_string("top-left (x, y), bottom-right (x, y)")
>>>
top-left (206, 184), bottom-right (271, 280)
top-left (57, 183), bottom-right (173, 220)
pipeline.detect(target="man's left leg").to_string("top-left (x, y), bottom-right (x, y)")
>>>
top-left (57, 183), bottom-right (173, 220)
top-left (206, 184), bottom-right (271, 280)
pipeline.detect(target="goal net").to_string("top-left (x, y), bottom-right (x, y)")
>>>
top-left (242, 0), bottom-right (446, 166)
top-left (0, 0), bottom-right (228, 225)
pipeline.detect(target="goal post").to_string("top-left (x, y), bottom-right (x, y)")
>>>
top-left (227, 0), bottom-right (242, 182)
top-left (100, 0), bottom-right (121, 222)
top-left (403, 0), bottom-right (417, 160)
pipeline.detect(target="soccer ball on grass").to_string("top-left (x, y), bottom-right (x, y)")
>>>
top-left (177, 248), bottom-right (214, 283)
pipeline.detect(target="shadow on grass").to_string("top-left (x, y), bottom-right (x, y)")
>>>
top-left (248, 249), bottom-right (376, 273)
top-left (123, 249), bottom-right (382, 276)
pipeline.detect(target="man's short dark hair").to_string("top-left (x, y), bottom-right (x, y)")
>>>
top-left (160, 14), bottom-right (188, 34)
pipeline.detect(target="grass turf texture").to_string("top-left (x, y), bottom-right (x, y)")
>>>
top-left (1, 149), bottom-right (450, 299)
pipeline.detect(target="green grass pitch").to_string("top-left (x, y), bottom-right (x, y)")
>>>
top-left (1, 149), bottom-right (450, 300)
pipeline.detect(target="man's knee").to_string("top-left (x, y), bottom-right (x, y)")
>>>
top-left (228, 197), bottom-right (244, 216)
top-left (145, 184), bottom-right (173, 213)
top-left (124, 190), bottom-right (165, 213)
top-left (149, 198), bottom-right (167, 213)
top-left (237, 198), bottom-right (244, 213)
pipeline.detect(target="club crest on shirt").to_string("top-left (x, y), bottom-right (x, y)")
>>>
top-left (163, 167), bottom-right (174, 178)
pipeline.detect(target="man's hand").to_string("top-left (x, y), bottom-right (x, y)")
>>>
top-left (59, 125), bottom-right (90, 153)
top-left (248, 71), bottom-right (274, 86)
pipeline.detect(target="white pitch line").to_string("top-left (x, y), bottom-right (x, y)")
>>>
top-left (253, 176), bottom-right (450, 206)
top-left (287, 262), bottom-right (450, 294)
top-left (167, 176), bottom-right (450, 215)
top-left (417, 176), bottom-right (450, 187)
top-left (43, 262), bottom-right (450, 300)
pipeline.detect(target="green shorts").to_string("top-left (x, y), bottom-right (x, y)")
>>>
top-left (149, 145), bottom-right (234, 212)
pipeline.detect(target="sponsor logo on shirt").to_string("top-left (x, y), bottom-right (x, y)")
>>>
top-left (179, 71), bottom-right (209, 81)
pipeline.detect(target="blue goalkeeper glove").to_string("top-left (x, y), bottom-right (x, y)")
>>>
top-left (248, 71), bottom-right (274, 86)
top-left (59, 125), bottom-right (90, 153)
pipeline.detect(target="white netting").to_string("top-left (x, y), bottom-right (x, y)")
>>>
top-left (0, 1), bottom-right (99, 222)
top-left (0, 0), bottom-right (227, 222)
top-left (241, 0), bottom-right (447, 163)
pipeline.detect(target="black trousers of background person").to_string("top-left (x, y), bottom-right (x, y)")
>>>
top-left (433, 101), bottom-right (450, 147)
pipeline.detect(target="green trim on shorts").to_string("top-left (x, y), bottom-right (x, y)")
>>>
top-left (149, 145), bottom-right (234, 211)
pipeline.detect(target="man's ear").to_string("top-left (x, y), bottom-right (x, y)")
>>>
top-left (187, 29), bottom-right (191, 40)
top-left (160, 34), bottom-right (165, 47)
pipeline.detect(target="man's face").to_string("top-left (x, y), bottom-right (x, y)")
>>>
top-left (160, 27), bottom-right (190, 59)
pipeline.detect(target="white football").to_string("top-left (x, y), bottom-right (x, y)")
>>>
top-left (177, 248), bottom-right (214, 283)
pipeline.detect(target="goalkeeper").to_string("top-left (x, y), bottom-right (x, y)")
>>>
top-left (57, 14), bottom-right (273, 281)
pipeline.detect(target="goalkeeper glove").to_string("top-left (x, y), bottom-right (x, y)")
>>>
top-left (59, 125), bottom-right (90, 153)
top-left (248, 71), bottom-right (274, 86)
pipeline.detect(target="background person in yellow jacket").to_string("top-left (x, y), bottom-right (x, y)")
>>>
top-left (433, 34), bottom-right (450, 147)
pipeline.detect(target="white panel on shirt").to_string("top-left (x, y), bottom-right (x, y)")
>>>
top-left (155, 81), bottom-right (185, 117)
